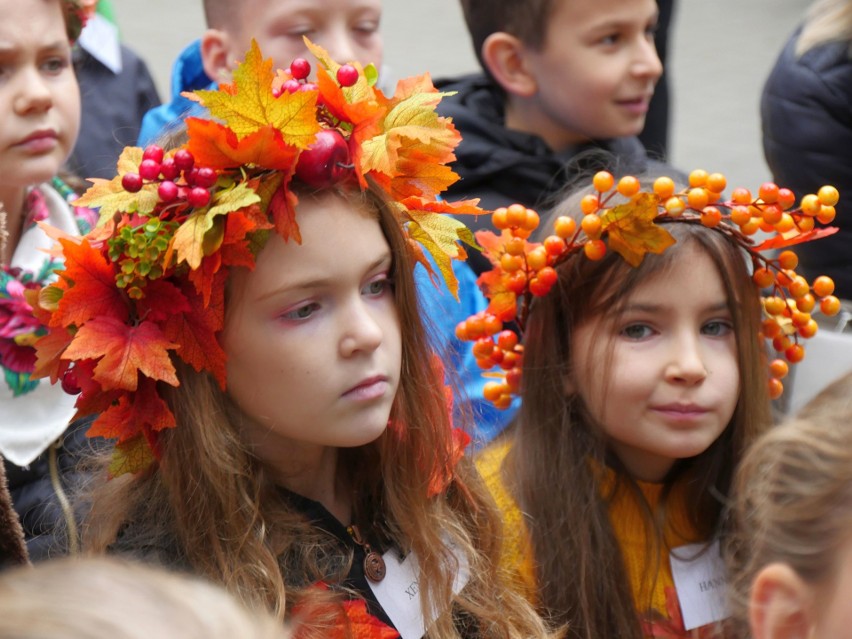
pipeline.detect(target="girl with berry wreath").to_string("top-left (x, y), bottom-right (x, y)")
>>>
top-left (0, 0), bottom-right (97, 560)
top-left (457, 169), bottom-right (842, 638)
top-left (30, 42), bottom-right (554, 639)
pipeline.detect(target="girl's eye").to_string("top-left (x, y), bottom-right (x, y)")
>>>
top-left (283, 302), bottom-right (320, 321)
top-left (362, 277), bottom-right (391, 297)
top-left (702, 320), bottom-right (733, 337)
top-left (43, 57), bottom-right (69, 74)
top-left (621, 324), bottom-right (653, 340)
top-left (600, 33), bottom-right (620, 46)
top-left (353, 21), bottom-right (380, 35)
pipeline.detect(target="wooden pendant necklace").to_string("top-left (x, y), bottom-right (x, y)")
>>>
top-left (348, 524), bottom-right (386, 583)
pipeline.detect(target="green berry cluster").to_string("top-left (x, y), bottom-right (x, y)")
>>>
top-left (107, 218), bottom-right (178, 299)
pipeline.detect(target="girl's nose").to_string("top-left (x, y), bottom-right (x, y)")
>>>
top-left (339, 300), bottom-right (384, 358)
top-left (665, 334), bottom-right (707, 385)
top-left (14, 68), bottom-right (54, 115)
top-left (633, 36), bottom-right (663, 81)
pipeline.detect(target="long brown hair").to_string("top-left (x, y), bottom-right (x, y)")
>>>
top-left (509, 213), bottom-right (771, 637)
top-left (82, 182), bottom-right (552, 639)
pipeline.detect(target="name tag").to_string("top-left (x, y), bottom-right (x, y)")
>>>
top-left (669, 540), bottom-right (729, 630)
top-left (369, 540), bottom-right (470, 639)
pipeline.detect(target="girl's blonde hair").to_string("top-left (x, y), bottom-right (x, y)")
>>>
top-left (726, 374), bottom-right (852, 637)
top-left (506, 180), bottom-right (771, 638)
top-left (795, 0), bottom-right (852, 57)
top-left (0, 556), bottom-right (288, 639)
top-left (81, 182), bottom-right (552, 639)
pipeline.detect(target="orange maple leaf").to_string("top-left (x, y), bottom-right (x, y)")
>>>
top-left (753, 225), bottom-right (839, 251)
top-left (601, 192), bottom-right (677, 267)
top-left (190, 39), bottom-right (321, 147)
top-left (54, 238), bottom-right (128, 328)
top-left (268, 180), bottom-right (302, 243)
top-left (31, 328), bottom-right (74, 383)
top-left (185, 118), bottom-right (300, 171)
top-left (220, 209), bottom-right (272, 269)
top-left (63, 317), bottom-right (179, 391)
top-left (340, 599), bottom-right (400, 639)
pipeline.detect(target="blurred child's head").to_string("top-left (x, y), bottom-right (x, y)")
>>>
top-left (200, 0), bottom-right (383, 83)
top-left (0, 0), bottom-right (81, 203)
top-left (0, 556), bottom-right (289, 639)
top-left (726, 391), bottom-right (852, 639)
top-left (522, 186), bottom-right (768, 484)
top-left (460, 0), bottom-right (662, 151)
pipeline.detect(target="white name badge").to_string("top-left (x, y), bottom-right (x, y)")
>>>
top-left (669, 540), bottom-right (729, 631)
top-left (369, 540), bottom-right (470, 639)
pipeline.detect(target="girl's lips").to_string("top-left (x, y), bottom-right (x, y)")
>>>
top-left (342, 376), bottom-right (390, 401)
top-left (16, 130), bottom-right (59, 153)
top-left (616, 97), bottom-right (651, 115)
top-left (651, 403), bottom-right (710, 421)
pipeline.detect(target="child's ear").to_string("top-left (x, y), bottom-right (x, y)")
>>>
top-left (481, 32), bottom-right (538, 98)
top-left (200, 29), bottom-right (233, 83)
top-left (749, 563), bottom-right (815, 639)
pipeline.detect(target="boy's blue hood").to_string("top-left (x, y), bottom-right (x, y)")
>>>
top-left (137, 40), bottom-right (213, 147)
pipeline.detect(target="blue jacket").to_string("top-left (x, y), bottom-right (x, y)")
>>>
top-left (137, 40), bottom-right (213, 147)
top-left (415, 259), bottom-right (519, 446)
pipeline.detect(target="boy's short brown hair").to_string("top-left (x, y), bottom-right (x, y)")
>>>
top-left (459, 0), bottom-right (556, 68)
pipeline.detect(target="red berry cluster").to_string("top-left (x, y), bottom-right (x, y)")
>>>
top-left (121, 146), bottom-right (215, 208)
top-left (272, 58), bottom-right (360, 98)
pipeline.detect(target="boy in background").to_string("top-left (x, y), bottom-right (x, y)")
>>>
top-left (439, 0), bottom-right (666, 265)
top-left (138, 0), bottom-right (382, 145)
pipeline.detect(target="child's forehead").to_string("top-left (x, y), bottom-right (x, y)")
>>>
top-left (237, 0), bottom-right (381, 19)
top-left (543, 0), bottom-right (657, 35)
top-left (0, 0), bottom-right (69, 42)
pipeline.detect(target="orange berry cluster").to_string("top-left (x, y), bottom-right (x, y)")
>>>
top-left (457, 170), bottom-right (841, 407)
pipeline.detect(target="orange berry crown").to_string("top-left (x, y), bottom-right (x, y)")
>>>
top-left (456, 170), bottom-right (841, 409)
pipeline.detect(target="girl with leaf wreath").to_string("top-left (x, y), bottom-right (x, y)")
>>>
top-left (456, 169), bottom-right (843, 638)
top-left (30, 40), bottom-right (555, 639)
top-left (0, 0), bottom-right (98, 560)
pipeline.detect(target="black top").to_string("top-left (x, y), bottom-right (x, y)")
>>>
top-left (761, 28), bottom-right (852, 298)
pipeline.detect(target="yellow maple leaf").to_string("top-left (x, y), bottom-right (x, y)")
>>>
top-left (172, 183), bottom-right (261, 269)
top-left (405, 198), bottom-right (480, 299)
top-left (359, 92), bottom-right (459, 181)
top-left (116, 146), bottom-right (144, 176)
top-left (74, 177), bottom-right (160, 224)
top-left (600, 192), bottom-right (677, 267)
top-left (190, 40), bottom-right (321, 148)
top-left (108, 434), bottom-right (156, 477)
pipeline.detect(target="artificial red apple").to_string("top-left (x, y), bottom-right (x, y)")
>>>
top-left (294, 129), bottom-right (352, 189)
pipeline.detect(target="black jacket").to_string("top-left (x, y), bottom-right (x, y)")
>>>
top-left (435, 74), bottom-right (666, 273)
top-left (4, 418), bottom-right (97, 561)
top-left (68, 45), bottom-right (161, 180)
top-left (761, 29), bottom-right (852, 299)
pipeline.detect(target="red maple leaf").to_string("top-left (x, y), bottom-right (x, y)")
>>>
top-left (54, 238), bottom-right (128, 328)
top-left (87, 377), bottom-right (176, 443)
top-left (134, 279), bottom-right (192, 323)
top-left (163, 277), bottom-right (227, 389)
top-left (62, 317), bottom-right (179, 391)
